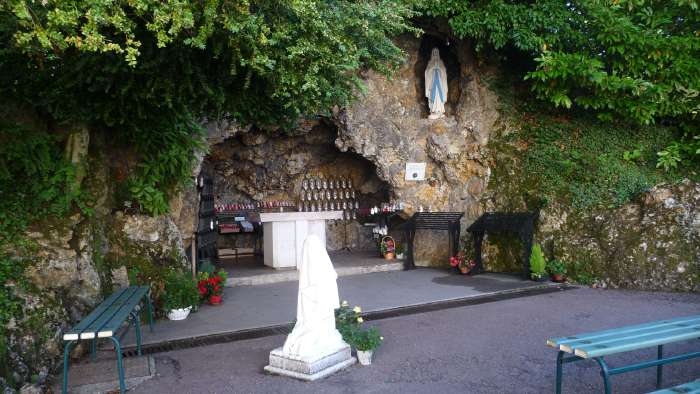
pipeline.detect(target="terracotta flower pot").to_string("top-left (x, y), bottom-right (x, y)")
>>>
top-left (459, 266), bottom-right (470, 274)
top-left (209, 295), bottom-right (222, 305)
top-left (551, 274), bottom-right (565, 283)
top-left (384, 252), bottom-right (395, 260)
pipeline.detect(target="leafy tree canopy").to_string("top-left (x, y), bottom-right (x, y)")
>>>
top-left (423, 0), bottom-right (700, 127)
top-left (0, 0), bottom-right (417, 215)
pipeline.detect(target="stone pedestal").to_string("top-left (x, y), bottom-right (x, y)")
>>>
top-left (260, 211), bottom-right (342, 269)
top-left (263, 344), bottom-right (356, 381)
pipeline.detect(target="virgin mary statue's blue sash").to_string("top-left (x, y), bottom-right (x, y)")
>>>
top-left (430, 67), bottom-right (444, 104)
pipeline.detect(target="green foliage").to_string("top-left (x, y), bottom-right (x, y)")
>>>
top-left (529, 244), bottom-right (546, 278)
top-left (546, 259), bottom-right (567, 276)
top-left (162, 269), bottom-right (199, 311)
top-left (349, 326), bottom-right (383, 352)
top-left (565, 260), bottom-right (598, 286)
top-left (335, 302), bottom-right (363, 342)
top-left (0, 122), bottom-right (88, 239)
top-left (425, 0), bottom-right (700, 124)
top-left (423, 0), bottom-right (700, 167)
top-left (1, 0), bottom-right (417, 217)
top-left (489, 88), bottom-right (688, 211)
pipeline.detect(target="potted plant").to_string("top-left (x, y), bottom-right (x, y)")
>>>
top-left (449, 252), bottom-right (476, 275)
top-left (197, 268), bottom-right (228, 305)
top-left (380, 236), bottom-right (395, 260)
top-left (395, 243), bottom-right (405, 260)
top-left (546, 259), bottom-right (567, 282)
top-left (350, 327), bottom-right (383, 366)
top-left (163, 270), bottom-right (200, 320)
top-left (529, 244), bottom-right (548, 281)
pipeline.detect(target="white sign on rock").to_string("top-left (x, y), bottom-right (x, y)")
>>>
top-left (264, 235), bottom-right (356, 381)
top-left (405, 162), bottom-right (426, 181)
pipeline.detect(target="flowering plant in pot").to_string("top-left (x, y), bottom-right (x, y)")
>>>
top-left (379, 236), bottom-right (395, 260)
top-left (546, 259), bottom-right (567, 282)
top-left (163, 270), bottom-right (200, 320)
top-left (197, 269), bottom-right (228, 305)
top-left (349, 327), bottom-right (383, 366)
top-left (449, 252), bottom-right (476, 274)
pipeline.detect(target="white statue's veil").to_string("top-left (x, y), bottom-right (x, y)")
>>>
top-left (425, 48), bottom-right (448, 117)
top-left (282, 235), bottom-right (345, 358)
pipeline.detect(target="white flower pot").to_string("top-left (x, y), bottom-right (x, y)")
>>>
top-left (167, 306), bottom-right (192, 321)
top-left (357, 350), bottom-right (373, 366)
top-left (396, 253), bottom-right (405, 260)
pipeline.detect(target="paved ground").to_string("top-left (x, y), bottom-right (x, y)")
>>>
top-left (130, 288), bottom-right (700, 393)
top-left (122, 270), bottom-right (550, 348)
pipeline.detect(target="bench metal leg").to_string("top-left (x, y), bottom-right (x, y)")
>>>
top-left (109, 337), bottom-right (126, 394)
top-left (556, 351), bottom-right (564, 394)
top-left (595, 357), bottom-right (612, 394)
top-left (90, 338), bottom-right (97, 361)
top-left (145, 294), bottom-right (154, 332)
top-left (62, 340), bottom-right (76, 394)
top-left (656, 345), bottom-right (664, 389)
top-left (131, 311), bottom-right (143, 357)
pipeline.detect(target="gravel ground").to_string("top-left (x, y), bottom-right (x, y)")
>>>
top-left (132, 288), bottom-right (700, 394)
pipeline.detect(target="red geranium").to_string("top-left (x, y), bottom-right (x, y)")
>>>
top-left (197, 269), bottom-right (228, 304)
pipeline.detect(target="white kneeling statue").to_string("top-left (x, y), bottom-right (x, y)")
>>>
top-left (425, 47), bottom-right (448, 119)
top-left (264, 235), bottom-right (354, 381)
top-left (282, 235), bottom-right (346, 358)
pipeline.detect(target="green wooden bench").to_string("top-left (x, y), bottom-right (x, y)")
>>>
top-left (62, 286), bottom-right (154, 394)
top-left (649, 379), bottom-right (700, 394)
top-left (547, 315), bottom-right (700, 394)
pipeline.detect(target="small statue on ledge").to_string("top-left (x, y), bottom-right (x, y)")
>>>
top-left (424, 48), bottom-right (448, 119)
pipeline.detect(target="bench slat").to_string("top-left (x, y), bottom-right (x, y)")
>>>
top-left (547, 315), bottom-right (700, 349)
top-left (96, 291), bottom-right (149, 338)
top-left (575, 325), bottom-right (700, 358)
top-left (648, 379), bottom-right (700, 394)
top-left (560, 318), bottom-right (700, 353)
top-left (77, 288), bottom-right (145, 339)
top-left (63, 288), bottom-right (130, 340)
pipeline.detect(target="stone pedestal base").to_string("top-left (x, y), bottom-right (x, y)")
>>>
top-left (263, 345), bottom-right (356, 381)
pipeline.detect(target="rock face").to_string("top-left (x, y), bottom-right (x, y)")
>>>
top-left (538, 181), bottom-right (700, 291)
top-left (332, 35), bottom-right (499, 265)
top-left (203, 122), bottom-right (390, 252)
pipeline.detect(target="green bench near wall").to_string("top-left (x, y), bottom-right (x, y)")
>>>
top-left (62, 286), bottom-right (154, 394)
top-left (547, 315), bottom-right (700, 394)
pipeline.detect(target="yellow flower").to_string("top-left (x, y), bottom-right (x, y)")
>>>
top-left (353, 306), bottom-right (361, 313)
top-left (357, 317), bottom-right (364, 323)
top-left (341, 300), bottom-right (348, 307)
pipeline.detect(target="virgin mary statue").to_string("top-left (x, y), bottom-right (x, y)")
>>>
top-left (282, 235), bottom-right (346, 359)
top-left (425, 48), bottom-right (448, 119)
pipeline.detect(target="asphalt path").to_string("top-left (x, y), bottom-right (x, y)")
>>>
top-left (133, 287), bottom-right (700, 394)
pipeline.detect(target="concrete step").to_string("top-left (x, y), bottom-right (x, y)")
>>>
top-left (226, 259), bottom-right (404, 286)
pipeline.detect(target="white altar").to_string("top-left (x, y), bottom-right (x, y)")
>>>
top-left (260, 211), bottom-right (343, 269)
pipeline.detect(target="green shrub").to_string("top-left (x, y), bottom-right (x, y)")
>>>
top-left (162, 270), bottom-right (199, 311)
top-left (529, 244), bottom-right (546, 279)
top-left (349, 327), bottom-right (383, 352)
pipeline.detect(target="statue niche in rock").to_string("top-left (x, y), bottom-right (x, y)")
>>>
top-left (425, 48), bottom-right (448, 119)
top-left (264, 235), bottom-right (355, 381)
